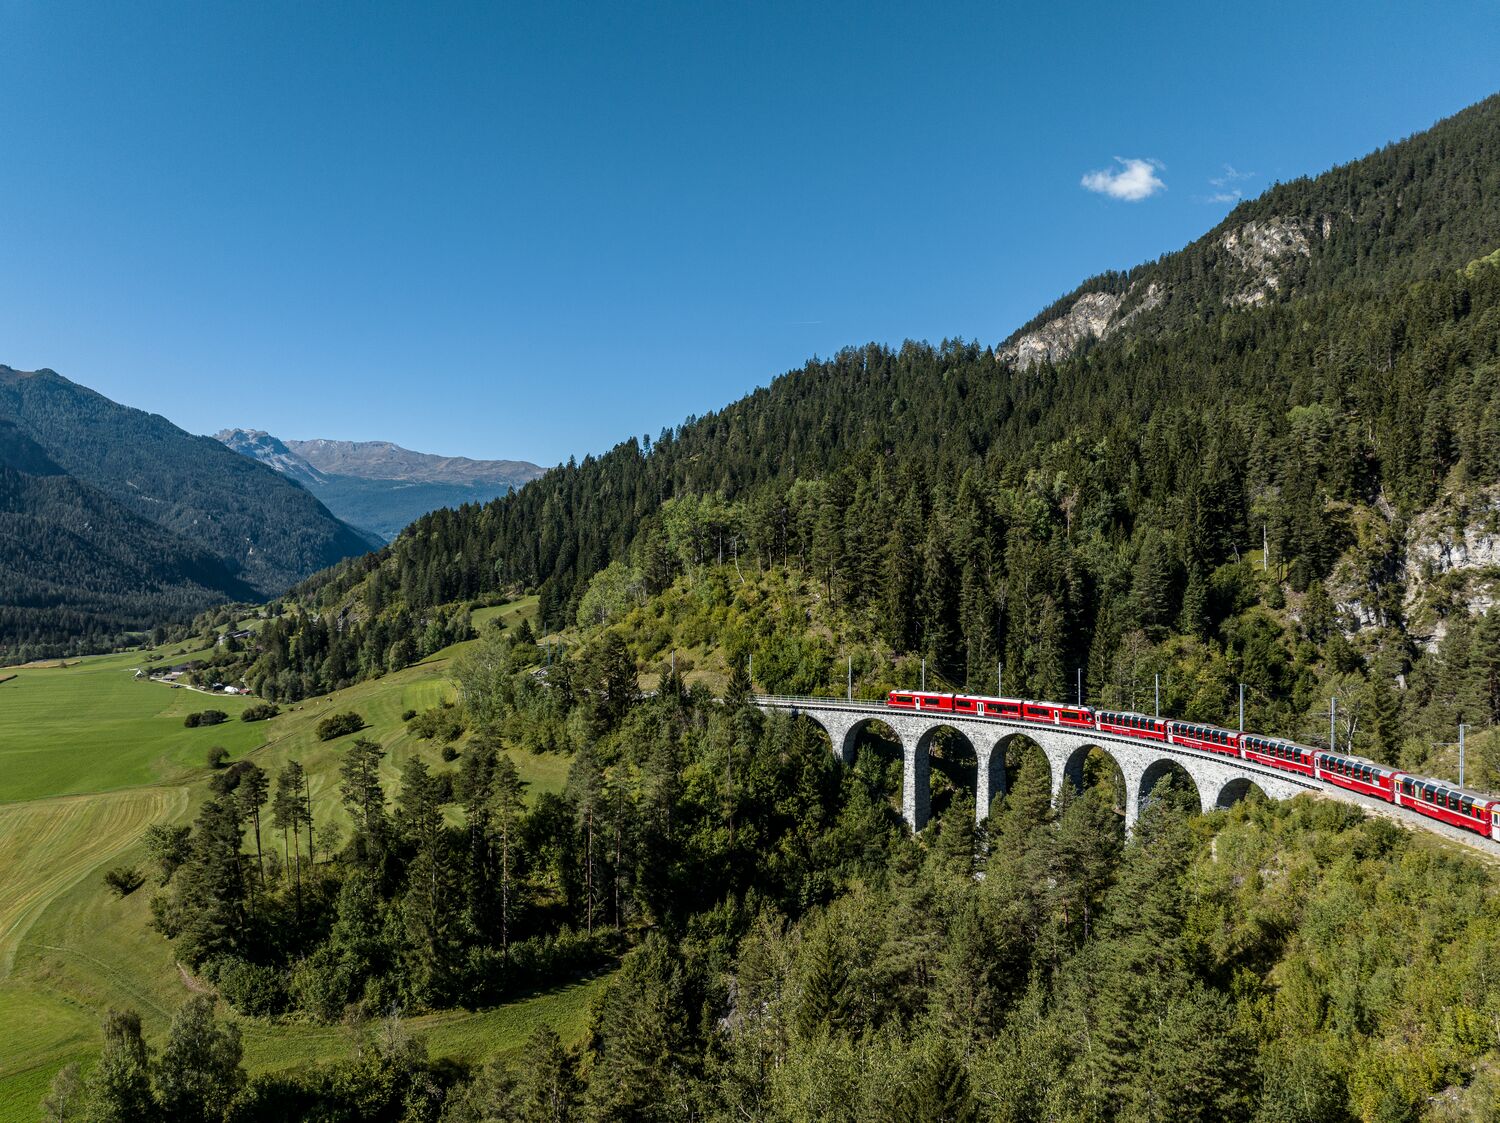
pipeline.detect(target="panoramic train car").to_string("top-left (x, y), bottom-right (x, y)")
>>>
top-left (1313, 753), bottom-right (1396, 800)
top-left (1023, 701), bottom-right (1095, 728)
top-left (1394, 776), bottom-right (1499, 838)
top-left (1168, 721), bottom-right (1241, 757)
top-left (885, 691), bottom-right (956, 712)
top-left (977, 697), bottom-right (1025, 720)
top-left (1240, 733), bottom-right (1316, 777)
top-left (1094, 710), bottom-right (1168, 742)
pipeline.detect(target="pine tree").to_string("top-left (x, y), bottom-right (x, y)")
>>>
top-left (1052, 786), bottom-right (1122, 944)
top-left (458, 736), bottom-right (500, 938)
top-left (493, 751), bottom-right (527, 956)
top-left (172, 798), bottom-right (248, 966)
top-left (235, 763), bottom-right (269, 888)
top-left (887, 1036), bottom-right (978, 1123)
top-left (582, 934), bottom-right (695, 1122)
top-left (398, 755), bottom-right (460, 1006)
top-left (271, 761), bottom-right (307, 919)
top-left (339, 738), bottom-right (389, 861)
top-left (514, 1025), bottom-right (581, 1123)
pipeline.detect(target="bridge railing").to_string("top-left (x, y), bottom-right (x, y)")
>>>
top-left (753, 694), bottom-right (887, 711)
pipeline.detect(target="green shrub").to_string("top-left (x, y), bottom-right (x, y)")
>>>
top-left (215, 957), bottom-right (290, 1017)
top-left (240, 702), bottom-right (280, 722)
top-left (316, 711), bottom-right (366, 741)
top-left (184, 709), bottom-right (228, 728)
top-left (103, 866), bottom-right (145, 897)
top-left (407, 701), bottom-right (466, 742)
top-left (206, 745), bottom-right (230, 769)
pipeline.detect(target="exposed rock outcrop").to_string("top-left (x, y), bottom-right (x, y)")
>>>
top-left (996, 281), bottom-right (1163, 371)
top-left (1219, 216), bottom-right (1332, 307)
top-left (1402, 486), bottom-right (1500, 650)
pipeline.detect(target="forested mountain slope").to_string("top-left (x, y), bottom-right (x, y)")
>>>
top-left (0, 369), bottom-right (375, 659)
top-left (269, 95), bottom-right (1500, 753)
top-left (0, 418), bottom-right (259, 655)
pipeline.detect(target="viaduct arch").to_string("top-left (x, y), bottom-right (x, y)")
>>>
top-left (759, 697), bottom-right (1319, 835)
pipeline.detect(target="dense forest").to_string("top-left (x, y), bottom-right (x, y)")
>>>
top-left (55, 621), bottom-right (1500, 1121)
top-left (235, 98), bottom-right (1500, 770)
top-left (214, 248), bottom-right (1500, 780)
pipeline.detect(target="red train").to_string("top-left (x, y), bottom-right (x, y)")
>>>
top-left (885, 690), bottom-right (1500, 841)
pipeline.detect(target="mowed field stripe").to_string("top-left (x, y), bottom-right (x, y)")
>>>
top-left (0, 788), bottom-right (186, 979)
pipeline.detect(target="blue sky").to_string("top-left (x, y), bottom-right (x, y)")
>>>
top-left (2, 1), bottom-right (1497, 466)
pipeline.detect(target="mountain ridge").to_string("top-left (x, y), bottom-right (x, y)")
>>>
top-left (214, 428), bottom-right (544, 542)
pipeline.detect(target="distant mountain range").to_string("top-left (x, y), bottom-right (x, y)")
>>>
top-left (215, 429), bottom-right (543, 541)
top-left (0, 367), bottom-right (377, 658)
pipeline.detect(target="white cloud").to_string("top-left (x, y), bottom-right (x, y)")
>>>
top-left (1208, 190), bottom-right (1241, 203)
top-left (1209, 163), bottom-right (1254, 188)
top-left (1081, 157), bottom-right (1166, 201)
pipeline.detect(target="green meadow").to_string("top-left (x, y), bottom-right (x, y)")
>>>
top-left (0, 596), bottom-right (601, 1123)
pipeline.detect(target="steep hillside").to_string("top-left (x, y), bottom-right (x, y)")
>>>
top-left (247, 94), bottom-right (1500, 778)
top-left (999, 93), bottom-right (1500, 367)
top-left (216, 428), bottom-right (543, 541)
top-left (0, 370), bottom-right (375, 657)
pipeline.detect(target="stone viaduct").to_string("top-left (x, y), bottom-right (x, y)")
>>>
top-left (754, 695), bottom-right (1334, 835)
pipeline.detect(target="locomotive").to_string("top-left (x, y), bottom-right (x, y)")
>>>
top-left (885, 690), bottom-right (1500, 840)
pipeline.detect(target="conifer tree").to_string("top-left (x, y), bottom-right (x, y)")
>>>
top-left (339, 738), bottom-right (389, 862)
top-left (235, 762), bottom-right (269, 888)
top-left (271, 761), bottom-right (308, 918)
top-left (493, 751), bottom-right (527, 956)
top-left (514, 1026), bottom-right (581, 1123)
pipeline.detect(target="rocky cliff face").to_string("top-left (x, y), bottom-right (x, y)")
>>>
top-left (1401, 486), bottom-right (1500, 649)
top-left (996, 214), bottom-right (1334, 369)
top-left (215, 428), bottom-right (326, 487)
top-left (996, 281), bottom-right (1163, 371)
top-left (1323, 486), bottom-right (1500, 650)
top-left (1219, 216), bottom-right (1333, 307)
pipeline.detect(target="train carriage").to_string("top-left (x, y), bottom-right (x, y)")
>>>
top-left (1095, 710), bottom-right (1168, 742)
top-left (977, 696), bottom-right (1025, 720)
top-left (886, 692), bottom-right (955, 712)
top-left (1168, 721), bottom-right (1241, 757)
top-left (1394, 776), bottom-right (1498, 838)
top-left (1313, 753), bottom-right (1395, 800)
top-left (1240, 733), bottom-right (1316, 777)
top-left (1022, 701), bottom-right (1094, 728)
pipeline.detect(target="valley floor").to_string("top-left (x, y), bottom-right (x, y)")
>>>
top-left (0, 599), bottom-right (603, 1123)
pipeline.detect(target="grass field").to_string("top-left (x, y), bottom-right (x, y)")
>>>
top-left (0, 596), bottom-right (606, 1122)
